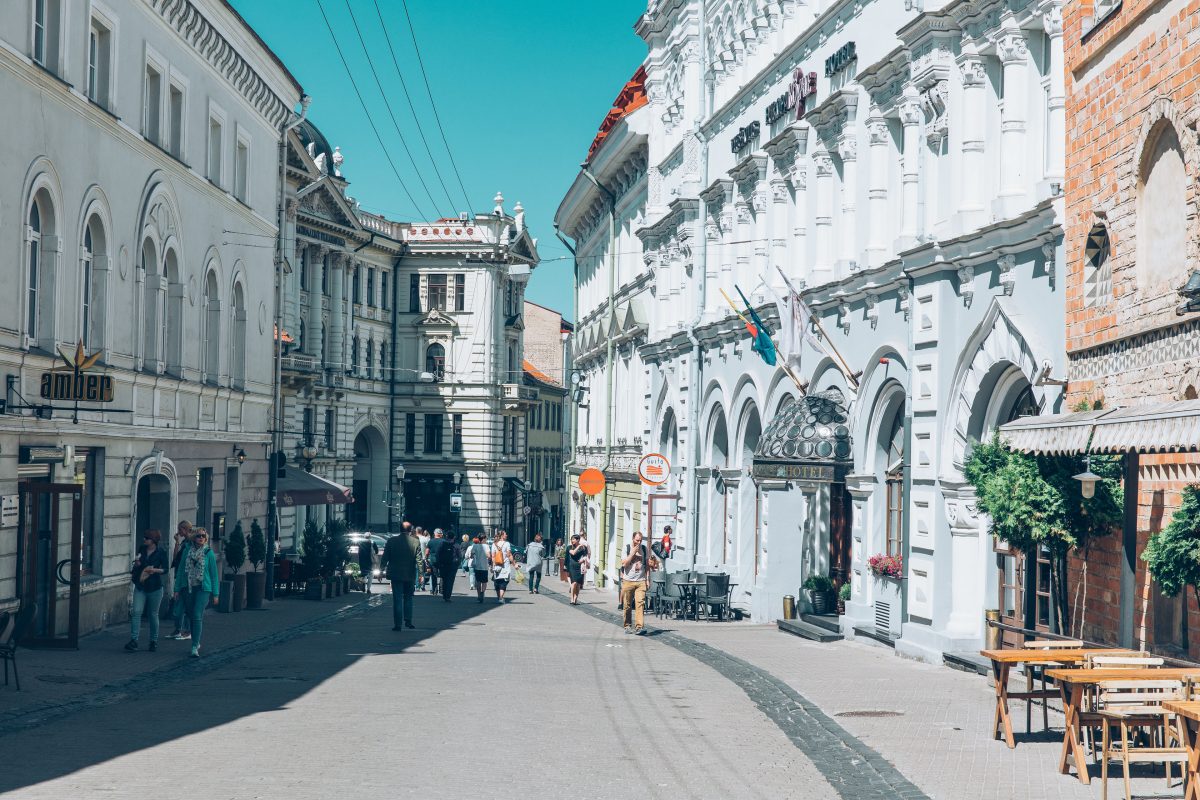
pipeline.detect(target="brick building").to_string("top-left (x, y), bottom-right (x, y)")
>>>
top-left (1001, 0), bottom-right (1200, 655)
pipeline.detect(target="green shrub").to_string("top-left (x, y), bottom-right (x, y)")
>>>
top-left (224, 521), bottom-right (246, 575)
top-left (247, 519), bottom-right (266, 572)
top-left (803, 575), bottom-right (834, 593)
top-left (838, 582), bottom-right (851, 601)
top-left (300, 520), bottom-right (326, 578)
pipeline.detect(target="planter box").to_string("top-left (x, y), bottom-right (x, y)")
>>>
top-left (807, 589), bottom-right (834, 616)
top-left (225, 573), bottom-right (247, 612)
top-left (245, 572), bottom-right (266, 609)
top-left (304, 579), bottom-right (324, 600)
top-left (217, 579), bottom-right (235, 613)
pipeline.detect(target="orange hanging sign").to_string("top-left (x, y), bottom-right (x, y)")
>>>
top-left (578, 468), bottom-right (606, 496)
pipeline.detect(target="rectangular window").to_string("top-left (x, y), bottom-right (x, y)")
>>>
top-left (424, 413), bottom-right (443, 454)
top-left (352, 266), bottom-right (361, 304)
top-left (324, 409), bottom-right (335, 451)
top-left (367, 268), bottom-right (376, 307)
top-left (144, 64), bottom-right (162, 144)
top-left (82, 448), bottom-right (105, 574)
top-left (511, 417), bottom-right (519, 454)
top-left (87, 19), bottom-right (112, 104)
top-left (168, 84), bottom-right (184, 158)
top-left (208, 115), bottom-right (223, 184)
top-left (427, 274), bottom-right (447, 311)
top-left (234, 136), bottom-right (250, 202)
top-left (885, 471), bottom-right (903, 558)
top-left (302, 407), bottom-right (315, 447)
top-left (351, 337), bottom-right (358, 371)
top-left (409, 274), bottom-right (420, 312)
top-left (454, 273), bottom-right (465, 311)
top-left (381, 272), bottom-right (389, 310)
top-left (502, 418), bottom-right (509, 455)
top-left (405, 412), bottom-right (416, 454)
top-left (33, 0), bottom-right (47, 65)
top-left (452, 413), bottom-right (463, 454)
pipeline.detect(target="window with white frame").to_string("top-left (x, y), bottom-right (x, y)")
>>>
top-left (87, 15), bottom-right (113, 107)
top-left (26, 200), bottom-right (42, 341)
top-left (207, 105), bottom-right (225, 185)
top-left (31, 0), bottom-right (61, 70)
top-left (32, 0), bottom-right (47, 64)
top-left (81, 224), bottom-right (94, 348)
top-left (144, 61), bottom-right (163, 145)
top-left (168, 82), bottom-right (185, 159)
top-left (234, 131), bottom-right (250, 203)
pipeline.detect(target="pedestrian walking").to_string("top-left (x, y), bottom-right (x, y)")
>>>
top-left (579, 532), bottom-right (593, 587)
top-left (380, 524), bottom-right (424, 630)
top-left (172, 528), bottom-right (218, 658)
top-left (168, 520), bottom-right (193, 640)
top-left (426, 529), bottom-right (448, 595)
top-left (553, 538), bottom-right (565, 581)
top-left (525, 533), bottom-right (545, 594)
top-left (490, 530), bottom-right (517, 603)
top-left (126, 529), bottom-right (169, 652)
top-left (469, 536), bottom-right (489, 601)
top-left (416, 527), bottom-right (430, 591)
top-left (566, 533), bottom-right (589, 605)
top-left (460, 534), bottom-right (471, 578)
top-left (619, 531), bottom-right (658, 635)
top-left (433, 527), bottom-right (459, 602)
top-left (357, 534), bottom-right (378, 594)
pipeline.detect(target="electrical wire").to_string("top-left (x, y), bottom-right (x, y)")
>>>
top-left (396, 0), bottom-right (473, 212)
top-left (367, 0), bottom-right (465, 213)
top-left (314, 0), bottom-right (432, 222)
top-left (339, 0), bottom-right (444, 217)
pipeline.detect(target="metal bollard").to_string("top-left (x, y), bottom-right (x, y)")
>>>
top-left (985, 609), bottom-right (1001, 650)
top-left (783, 594), bottom-right (797, 620)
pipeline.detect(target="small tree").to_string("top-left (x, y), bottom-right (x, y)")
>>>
top-left (224, 521), bottom-right (246, 575)
top-left (300, 519), bottom-right (326, 580)
top-left (1143, 485), bottom-right (1200, 652)
top-left (323, 518), bottom-right (350, 577)
top-left (247, 519), bottom-right (267, 573)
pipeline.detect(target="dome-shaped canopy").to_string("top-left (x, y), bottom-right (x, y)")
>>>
top-left (754, 387), bottom-right (852, 465)
top-left (297, 119), bottom-right (334, 167)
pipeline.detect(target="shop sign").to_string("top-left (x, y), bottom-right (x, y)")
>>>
top-left (638, 453), bottom-right (671, 486)
top-left (449, 492), bottom-right (462, 512)
top-left (752, 462), bottom-right (836, 485)
top-left (824, 41), bottom-right (857, 78)
top-left (730, 120), bottom-right (761, 154)
top-left (765, 69), bottom-right (818, 125)
top-left (40, 342), bottom-right (113, 403)
top-left (0, 495), bottom-right (17, 528)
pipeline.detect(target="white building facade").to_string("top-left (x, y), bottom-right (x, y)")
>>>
top-left (582, 0), bottom-right (1069, 663)
top-left (0, 0), bottom-right (301, 638)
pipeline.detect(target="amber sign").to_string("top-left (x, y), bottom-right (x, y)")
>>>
top-left (40, 341), bottom-right (114, 403)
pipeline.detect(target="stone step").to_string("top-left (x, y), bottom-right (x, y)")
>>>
top-left (777, 617), bottom-right (843, 643)
top-left (852, 624), bottom-right (898, 648)
top-left (800, 613), bottom-right (842, 634)
top-left (944, 651), bottom-right (991, 676)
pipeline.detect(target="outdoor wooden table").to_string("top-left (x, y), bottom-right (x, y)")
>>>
top-left (1165, 700), bottom-right (1200, 799)
top-left (980, 648), bottom-right (1119, 750)
top-left (1045, 666), bottom-right (1200, 785)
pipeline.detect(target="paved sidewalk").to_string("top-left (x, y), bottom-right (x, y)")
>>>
top-left (0, 588), bottom-right (375, 732)
top-left (555, 580), bottom-right (1177, 800)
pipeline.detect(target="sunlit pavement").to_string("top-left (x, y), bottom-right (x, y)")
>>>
top-left (0, 579), bottom-right (1178, 799)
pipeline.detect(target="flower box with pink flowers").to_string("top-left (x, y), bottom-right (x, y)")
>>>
top-left (867, 553), bottom-right (904, 580)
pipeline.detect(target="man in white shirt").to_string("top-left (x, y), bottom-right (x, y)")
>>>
top-left (620, 531), bottom-right (658, 635)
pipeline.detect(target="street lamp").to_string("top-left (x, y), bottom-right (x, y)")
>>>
top-left (1073, 455), bottom-right (1100, 500)
top-left (393, 464), bottom-right (406, 525)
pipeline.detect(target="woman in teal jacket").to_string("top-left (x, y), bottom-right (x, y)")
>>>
top-left (173, 527), bottom-right (219, 658)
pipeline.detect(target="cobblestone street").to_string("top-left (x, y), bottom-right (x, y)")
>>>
top-left (0, 582), bottom-right (1182, 799)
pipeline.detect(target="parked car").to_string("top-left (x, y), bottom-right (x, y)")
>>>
top-left (347, 532), bottom-right (389, 579)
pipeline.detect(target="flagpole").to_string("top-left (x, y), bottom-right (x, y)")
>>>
top-left (718, 288), bottom-right (807, 396)
top-left (773, 266), bottom-right (859, 390)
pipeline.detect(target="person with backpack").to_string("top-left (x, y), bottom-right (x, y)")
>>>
top-left (426, 529), bottom-right (448, 595)
top-left (619, 530), bottom-right (658, 635)
top-left (490, 530), bottom-right (516, 603)
top-left (470, 536), bottom-right (490, 603)
top-left (433, 528), bottom-right (459, 602)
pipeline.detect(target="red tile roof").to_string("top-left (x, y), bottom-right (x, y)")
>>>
top-left (523, 359), bottom-right (558, 386)
top-left (586, 65), bottom-right (648, 162)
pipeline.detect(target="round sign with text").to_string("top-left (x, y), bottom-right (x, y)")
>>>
top-left (638, 453), bottom-right (670, 486)
top-left (578, 468), bottom-right (606, 496)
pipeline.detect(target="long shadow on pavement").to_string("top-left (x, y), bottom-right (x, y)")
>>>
top-left (0, 586), bottom-right (502, 795)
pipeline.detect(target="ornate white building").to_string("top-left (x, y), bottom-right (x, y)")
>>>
top-left (568, 0), bottom-right (1068, 663)
top-left (0, 0), bottom-right (302, 639)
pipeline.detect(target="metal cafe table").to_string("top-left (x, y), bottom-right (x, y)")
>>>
top-left (1045, 666), bottom-right (1200, 784)
top-left (979, 648), bottom-right (1129, 750)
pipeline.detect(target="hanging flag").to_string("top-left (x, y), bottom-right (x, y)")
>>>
top-left (735, 285), bottom-right (777, 366)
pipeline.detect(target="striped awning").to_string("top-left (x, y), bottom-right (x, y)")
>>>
top-left (998, 400), bottom-right (1200, 455)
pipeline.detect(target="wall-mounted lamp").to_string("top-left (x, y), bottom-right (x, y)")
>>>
top-left (452, 471), bottom-right (461, 486)
top-left (233, 446), bottom-right (247, 464)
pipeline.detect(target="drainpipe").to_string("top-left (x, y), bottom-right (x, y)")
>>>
top-left (388, 243), bottom-right (401, 534)
top-left (554, 223), bottom-right (577, 544)
top-left (267, 93), bottom-right (310, 602)
top-left (581, 164), bottom-right (618, 587)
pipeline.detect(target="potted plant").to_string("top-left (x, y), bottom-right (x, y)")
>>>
top-left (837, 581), bottom-right (850, 615)
top-left (245, 519), bottom-right (267, 609)
top-left (324, 519), bottom-right (350, 595)
top-left (802, 575), bottom-right (835, 615)
top-left (220, 521), bottom-right (247, 612)
top-left (300, 519), bottom-right (326, 600)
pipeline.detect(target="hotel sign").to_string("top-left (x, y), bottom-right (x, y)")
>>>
top-left (730, 120), bottom-right (761, 154)
top-left (824, 42), bottom-right (856, 77)
top-left (765, 69), bottom-right (818, 125)
top-left (40, 341), bottom-right (114, 403)
top-left (751, 462), bottom-right (836, 487)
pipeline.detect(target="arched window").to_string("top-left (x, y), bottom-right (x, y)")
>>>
top-left (366, 339), bottom-right (375, 380)
top-left (426, 342), bottom-right (446, 382)
top-left (1137, 123), bottom-right (1187, 288)
top-left (202, 270), bottom-right (220, 383)
top-left (164, 249), bottom-right (183, 375)
top-left (379, 342), bottom-right (388, 377)
top-left (80, 215), bottom-right (107, 350)
top-left (26, 201), bottom-right (42, 341)
top-left (351, 334), bottom-right (359, 373)
top-left (141, 239), bottom-right (161, 368)
top-left (1084, 223), bottom-right (1111, 306)
top-left (81, 225), bottom-right (93, 347)
top-left (230, 283), bottom-right (246, 389)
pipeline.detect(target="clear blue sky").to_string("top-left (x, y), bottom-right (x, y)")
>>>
top-left (230, 0), bottom-right (649, 321)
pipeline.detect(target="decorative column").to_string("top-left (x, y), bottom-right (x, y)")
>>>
top-left (899, 97), bottom-right (922, 244)
top-left (306, 245), bottom-right (326, 359)
top-left (866, 117), bottom-right (890, 266)
top-left (957, 53), bottom-right (987, 222)
top-left (812, 149), bottom-right (834, 285)
top-left (837, 135), bottom-right (858, 275)
top-left (791, 151), bottom-right (810, 286)
top-left (329, 253), bottom-right (345, 373)
top-left (1042, 3), bottom-right (1065, 185)
top-left (996, 27), bottom-right (1029, 202)
top-left (770, 178), bottom-right (789, 292)
top-left (290, 242), bottom-right (304, 336)
top-left (734, 197), bottom-right (752, 288)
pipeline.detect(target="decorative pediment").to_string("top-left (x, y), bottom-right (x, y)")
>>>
top-left (415, 307), bottom-right (456, 330)
top-left (297, 178), bottom-right (362, 232)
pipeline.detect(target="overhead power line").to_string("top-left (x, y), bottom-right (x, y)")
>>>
top-left (314, 0), bottom-right (432, 221)
top-left (367, 0), bottom-right (466, 213)
top-left (340, 0), bottom-right (445, 217)
top-left (395, 0), bottom-right (473, 212)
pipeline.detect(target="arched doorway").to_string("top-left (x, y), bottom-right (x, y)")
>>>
top-left (352, 427), bottom-right (387, 530)
top-left (736, 403), bottom-right (762, 592)
top-left (707, 408), bottom-right (730, 566)
top-left (136, 474), bottom-right (171, 539)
